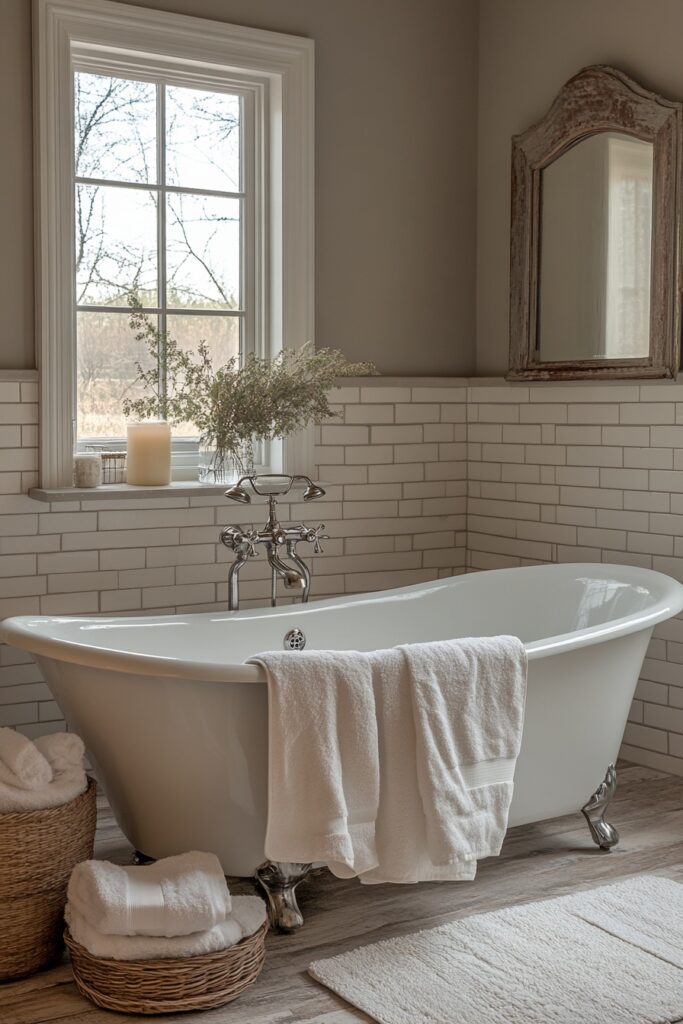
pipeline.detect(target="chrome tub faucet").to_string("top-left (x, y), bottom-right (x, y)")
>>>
top-left (220, 474), bottom-right (328, 611)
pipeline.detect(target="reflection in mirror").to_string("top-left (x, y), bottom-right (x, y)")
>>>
top-left (509, 65), bottom-right (682, 380)
top-left (538, 132), bottom-right (653, 362)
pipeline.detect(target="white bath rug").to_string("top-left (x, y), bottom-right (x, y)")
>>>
top-left (309, 875), bottom-right (683, 1024)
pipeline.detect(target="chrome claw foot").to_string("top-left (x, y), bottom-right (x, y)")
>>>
top-left (132, 850), bottom-right (155, 865)
top-left (581, 763), bottom-right (619, 850)
top-left (255, 861), bottom-right (311, 933)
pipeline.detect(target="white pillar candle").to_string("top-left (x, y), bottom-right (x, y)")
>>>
top-left (126, 421), bottom-right (172, 486)
top-left (73, 454), bottom-right (102, 488)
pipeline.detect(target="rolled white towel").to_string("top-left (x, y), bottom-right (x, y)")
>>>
top-left (0, 727), bottom-right (52, 791)
top-left (0, 766), bottom-right (87, 813)
top-left (64, 895), bottom-right (266, 961)
top-left (35, 732), bottom-right (85, 772)
top-left (68, 852), bottom-right (233, 938)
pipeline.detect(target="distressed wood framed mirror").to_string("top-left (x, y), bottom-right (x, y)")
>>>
top-left (508, 65), bottom-right (683, 381)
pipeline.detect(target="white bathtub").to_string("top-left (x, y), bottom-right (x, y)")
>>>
top-left (2, 563), bottom-right (682, 878)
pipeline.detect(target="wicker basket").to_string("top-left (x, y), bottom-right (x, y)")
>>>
top-left (0, 777), bottom-right (97, 982)
top-left (65, 919), bottom-right (268, 1014)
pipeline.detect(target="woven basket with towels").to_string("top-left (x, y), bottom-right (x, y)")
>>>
top-left (0, 728), bottom-right (95, 981)
top-left (65, 919), bottom-right (268, 1013)
top-left (0, 779), bottom-right (96, 980)
top-left (64, 852), bottom-right (268, 1014)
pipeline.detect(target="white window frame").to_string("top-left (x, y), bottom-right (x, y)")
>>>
top-left (34, 0), bottom-right (314, 488)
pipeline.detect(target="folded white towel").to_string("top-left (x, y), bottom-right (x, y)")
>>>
top-left (248, 649), bottom-right (380, 877)
top-left (228, 893), bottom-right (268, 939)
top-left (67, 852), bottom-right (232, 938)
top-left (0, 766), bottom-right (87, 813)
top-left (65, 895), bottom-right (267, 961)
top-left (0, 727), bottom-right (53, 791)
top-left (35, 732), bottom-right (85, 772)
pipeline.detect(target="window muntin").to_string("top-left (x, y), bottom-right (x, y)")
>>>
top-left (74, 70), bottom-right (249, 444)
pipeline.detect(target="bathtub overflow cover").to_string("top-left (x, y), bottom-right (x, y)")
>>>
top-left (284, 628), bottom-right (306, 651)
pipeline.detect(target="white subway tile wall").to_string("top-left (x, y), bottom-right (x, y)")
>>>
top-left (468, 380), bottom-right (683, 778)
top-left (2, 373), bottom-right (683, 777)
top-left (0, 377), bottom-right (467, 737)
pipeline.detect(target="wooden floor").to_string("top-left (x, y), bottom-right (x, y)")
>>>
top-left (2, 762), bottom-right (683, 1024)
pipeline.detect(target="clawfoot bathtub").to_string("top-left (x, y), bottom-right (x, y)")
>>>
top-left (2, 563), bottom-right (682, 931)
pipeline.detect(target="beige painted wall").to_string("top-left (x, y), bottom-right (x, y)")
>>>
top-left (0, 0), bottom-right (34, 370)
top-left (476, 0), bottom-right (683, 375)
top-left (0, 0), bottom-right (478, 375)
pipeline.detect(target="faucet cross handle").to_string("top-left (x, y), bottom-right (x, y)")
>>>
top-left (305, 523), bottom-right (328, 554)
top-left (242, 527), bottom-right (260, 557)
top-left (220, 524), bottom-right (259, 557)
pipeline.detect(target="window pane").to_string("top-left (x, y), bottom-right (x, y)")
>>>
top-left (75, 72), bottom-right (156, 184)
top-left (166, 86), bottom-right (240, 193)
top-left (76, 185), bottom-right (158, 306)
top-left (77, 311), bottom-right (154, 440)
top-left (167, 313), bottom-right (240, 364)
top-left (166, 314), bottom-right (241, 436)
top-left (166, 194), bottom-right (240, 309)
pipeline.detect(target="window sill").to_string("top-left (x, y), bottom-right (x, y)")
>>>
top-left (29, 482), bottom-right (232, 502)
top-left (28, 477), bottom-right (324, 503)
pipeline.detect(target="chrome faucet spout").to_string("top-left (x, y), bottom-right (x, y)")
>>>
top-left (227, 555), bottom-right (249, 612)
top-left (286, 541), bottom-right (311, 602)
top-left (267, 548), bottom-right (306, 590)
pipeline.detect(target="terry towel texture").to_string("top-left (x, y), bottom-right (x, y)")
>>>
top-left (0, 726), bottom-right (52, 791)
top-left (65, 895), bottom-right (267, 961)
top-left (0, 730), bottom-right (88, 813)
top-left (68, 852), bottom-right (233, 938)
top-left (251, 636), bottom-right (527, 884)
top-left (251, 649), bottom-right (381, 877)
top-left (35, 732), bottom-right (85, 772)
top-left (0, 768), bottom-right (87, 813)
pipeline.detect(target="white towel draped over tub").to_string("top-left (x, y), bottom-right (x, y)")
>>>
top-left (249, 650), bottom-right (381, 878)
top-left (250, 636), bottom-right (527, 884)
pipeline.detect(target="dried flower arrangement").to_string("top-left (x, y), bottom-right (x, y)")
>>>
top-left (122, 296), bottom-right (377, 481)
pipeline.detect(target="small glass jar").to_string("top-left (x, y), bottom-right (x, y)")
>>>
top-left (198, 439), bottom-right (254, 485)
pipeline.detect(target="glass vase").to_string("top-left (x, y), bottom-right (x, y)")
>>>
top-left (198, 439), bottom-right (254, 485)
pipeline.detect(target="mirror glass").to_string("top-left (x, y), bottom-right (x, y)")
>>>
top-left (537, 132), bottom-right (654, 362)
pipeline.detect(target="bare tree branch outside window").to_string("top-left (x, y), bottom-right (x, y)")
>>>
top-left (74, 72), bottom-right (243, 440)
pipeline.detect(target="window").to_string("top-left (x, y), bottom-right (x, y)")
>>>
top-left (35, 0), bottom-right (314, 488)
top-left (74, 72), bottom-right (252, 475)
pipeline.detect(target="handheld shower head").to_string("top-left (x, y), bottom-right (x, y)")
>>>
top-left (302, 479), bottom-right (326, 501)
top-left (224, 478), bottom-right (252, 503)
